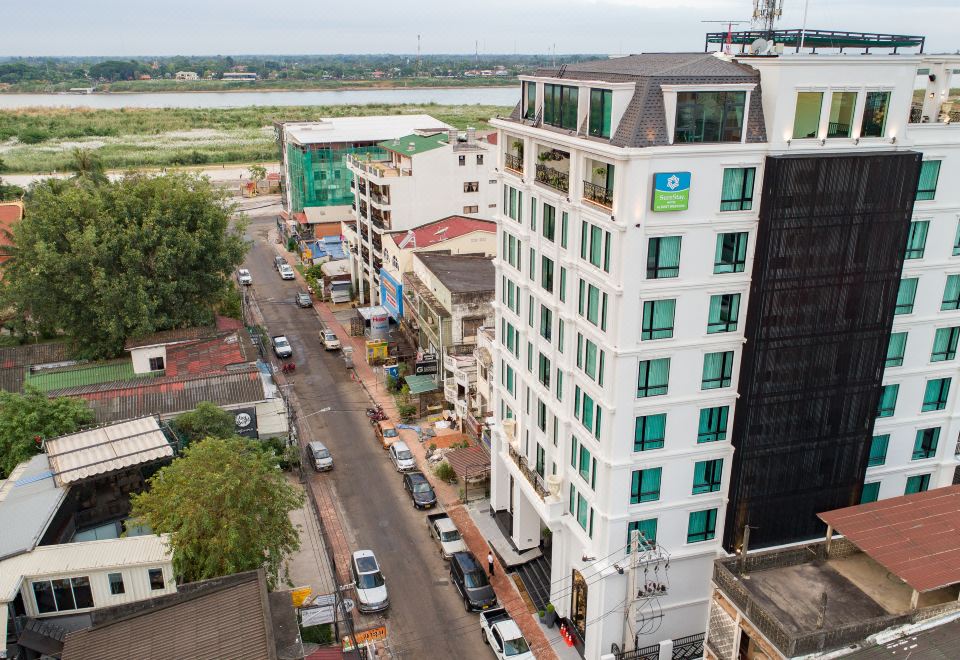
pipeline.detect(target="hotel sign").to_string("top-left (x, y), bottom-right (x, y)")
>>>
top-left (379, 268), bottom-right (403, 319)
top-left (652, 172), bottom-right (691, 212)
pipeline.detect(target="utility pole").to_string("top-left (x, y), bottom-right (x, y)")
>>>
top-left (475, 40), bottom-right (479, 66)
top-left (417, 34), bottom-right (422, 77)
top-left (622, 529), bottom-right (640, 650)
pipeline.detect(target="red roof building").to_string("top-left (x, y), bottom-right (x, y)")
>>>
top-left (390, 216), bottom-right (496, 249)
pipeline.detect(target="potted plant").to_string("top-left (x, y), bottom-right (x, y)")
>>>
top-left (512, 140), bottom-right (524, 158)
top-left (538, 609), bottom-right (546, 623)
top-left (544, 603), bottom-right (557, 628)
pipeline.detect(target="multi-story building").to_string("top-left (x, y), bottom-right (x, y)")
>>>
top-left (487, 31), bottom-right (959, 659)
top-left (344, 129), bottom-right (497, 304)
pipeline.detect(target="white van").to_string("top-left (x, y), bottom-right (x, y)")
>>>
top-left (308, 441), bottom-right (333, 472)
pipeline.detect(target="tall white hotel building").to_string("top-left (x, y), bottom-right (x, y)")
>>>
top-left (487, 31), bottom-right (960, 659)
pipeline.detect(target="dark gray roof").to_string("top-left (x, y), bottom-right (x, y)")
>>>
top-left (415, 253), bottom-right (495, 295)
top-left (0, 454), bottom-right (66, 560)
top-left (845, 617), bottom-right (960, 659)
top-left (508, 53), bottom-right (767, 148)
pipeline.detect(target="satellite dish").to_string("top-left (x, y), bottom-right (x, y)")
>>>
top-left (751, 38), bottom-right (769, 54)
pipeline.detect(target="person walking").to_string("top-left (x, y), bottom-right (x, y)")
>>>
top-left (488, 551), bottom-right (495, 577)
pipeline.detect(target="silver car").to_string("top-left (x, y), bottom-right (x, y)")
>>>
top-left (352, 550), bottom-right (388, 613)
top-left (237, 268), bottom-right (252, 285)
top-left (389, 440), bottom-right (417, 472)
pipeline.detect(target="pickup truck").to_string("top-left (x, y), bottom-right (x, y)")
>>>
top-left (480, 608), bottom-right (533, 659)
top-left (427, 512), bottom-right (467, 559)
top-left (272, 335), bottom-right (293, 359)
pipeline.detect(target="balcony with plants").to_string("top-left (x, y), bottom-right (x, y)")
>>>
top-left (535, 146), bottom-right (570, 194)
top-left (504, 136), bottom-right (524, 174)
top-left (582, 158), bottom-right (614, 210)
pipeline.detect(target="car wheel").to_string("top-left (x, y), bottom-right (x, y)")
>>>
top-left (463, 597), bottom-right (471, 612)
top-left (482, 629), bottom-right (488, 644)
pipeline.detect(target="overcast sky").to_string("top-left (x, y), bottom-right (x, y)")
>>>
top-left (4, 0), bottom-right (958, 56)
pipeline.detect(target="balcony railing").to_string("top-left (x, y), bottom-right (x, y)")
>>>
top-left (504, 153), bottom-right (523, 173)
top-left (582, 181), bottom-right (613, 208)
top-left (535, 164), bottom-right (569, 193)
top-left (507, 442), bottom-right (548, 500)
top-left (370, 191), bottom-right (391, 205)
top-left (909, 102), bottom-right (960, 125)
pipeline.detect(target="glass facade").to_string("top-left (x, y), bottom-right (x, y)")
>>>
top-left (544, 84), bottom-right (579, 130)
top-left (589, 88), bottom-right (612, 138)
top-left (674, 91), bottom-right (746, 143)
top-left (286, 142), bottom-right (383, 212)
top-left (861, 91), bottom-right (890, 138)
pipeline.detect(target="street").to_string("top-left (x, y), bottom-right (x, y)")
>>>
top-left (240, 205), bottom-right (491, 659)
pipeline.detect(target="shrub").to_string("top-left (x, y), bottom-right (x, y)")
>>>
top-left (398, 403), bottom-right (417, 422)
top-left (301, 624), bottom-right (333, 645)
top-left (434, 461), bottom-right (456, 482)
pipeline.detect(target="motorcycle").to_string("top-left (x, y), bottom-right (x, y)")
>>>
top-left (366, 405), bottom-right (388, 422)
top-left (281, 362), bottom-right (297, 374)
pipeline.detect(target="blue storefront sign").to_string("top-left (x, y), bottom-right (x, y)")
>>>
top-left (652, 171), bottom-right (691, 212)
top-left (379, 269), bottom-right (403, 319)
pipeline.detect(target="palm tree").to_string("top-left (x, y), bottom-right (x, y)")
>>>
top-left (67, 148), bottom-right (108, 185)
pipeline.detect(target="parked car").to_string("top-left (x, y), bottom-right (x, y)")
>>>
top-left (450, 551), bottom-right (497, 612)
top-left (427, 512), bottom-right (468, 559)
top-left (389, 440), bottom-right (417, 472)
top-left (237, 268), bottom-right (252, 285)
top-left (374, 420), bottom-right (399, 449)
top-left (296, 290), bottom-right (312, 308)
top-left (274, 255), bottom-right (286, 270)
top-left (279, 264), bottom-right (295, 280)
top-left (307, 441), bottom-right (333, 472)
top-left (351, 550), bottom-right (389, 613)
top-left (402, 471), bottom-right (437, 509)
top-left (480, 608), bottom-right (533, 659)
top-left (321, 329), bottom-right (341, 351)
top-left (272, 335), bottom-right (292, 359)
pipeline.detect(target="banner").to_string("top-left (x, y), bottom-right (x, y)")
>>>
top-left (233, 407), bottom-right (259, 439)
top-left (652, 171), bottom-right (691, 212)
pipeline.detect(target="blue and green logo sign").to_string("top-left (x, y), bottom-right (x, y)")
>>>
top-left (652, 172), bottom-right (691, 212)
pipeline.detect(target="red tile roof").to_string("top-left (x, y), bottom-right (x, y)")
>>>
top-left (0, 202), bottom-right (24, 263)
top-left (165, 333), bottom-right (246, 377)
top-left (294, 212), bottom-right (308, 225)
top-left (390, 216), bottom-right (496, 248)
top-left (818, 485), bottom-right (960, 593)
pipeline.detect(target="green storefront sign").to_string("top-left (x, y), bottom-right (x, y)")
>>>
top-left (652, 172), bottom-right (691, 212)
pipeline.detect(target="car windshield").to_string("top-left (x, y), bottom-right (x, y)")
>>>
top-left (412, 482), bottom-right (433, 494)
top-left (357, 571), bottom-right (384, 589)
top-left (503, 637), bottom-right (530, 656)
top-left (440, 530), bottom-right (461, 542)
top-left (383, 428), bottom-right (398, 437)
top-left (463, 569), bottom-right (489, 589)
top-left (324, 332), bottom-right (336, 340)
top-left (315, 449), bottom-right (329, 459)
top-left (396, 450), bottom-right (412, 461)
top-left (239, 270), bottom-right (249, 276)
top-left (276, 339), bottom-right (288, 347)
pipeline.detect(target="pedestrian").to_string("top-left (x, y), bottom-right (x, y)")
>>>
top-left (488, 551), bottom-right (495, 577)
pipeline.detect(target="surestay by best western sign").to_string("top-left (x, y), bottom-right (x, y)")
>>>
top-left (652, 171), bottom-right (691, 212)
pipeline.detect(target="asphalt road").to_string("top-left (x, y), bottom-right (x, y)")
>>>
top-left (240, 209), bottom-right (490, 659)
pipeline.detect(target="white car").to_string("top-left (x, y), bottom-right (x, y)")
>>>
top-left (278, 264), bottom-right (295, 280)
top-left (237, 268), bottom-right (252, 285)
top-left (351, 550), bottom-right (389, 613)
top-left (389, 440), bottom-right (416, 472)
top-left (321, 329), bottom-right (341, 351)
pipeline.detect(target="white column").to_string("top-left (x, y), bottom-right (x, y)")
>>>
top-left (512, 485), bottom-right (540, 551)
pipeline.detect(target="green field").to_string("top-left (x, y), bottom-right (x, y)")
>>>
top-left (0, 104), bottom-right (513, 173)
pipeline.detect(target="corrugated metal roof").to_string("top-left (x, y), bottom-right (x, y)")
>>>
top-left (0, 534), bottom-right (171, 602)
top-left (0, 454), bottom-right (66, 560)
top-left (44, 416), bottom-right (173, 487)
top-left (845, 616), bottom-right (960, 658)
top-left (819, 485), bottom-right (960, 593)
top-left (0, 342), bottom-right (74, 392)
top-left (24, 359), bottom-right (149, 393)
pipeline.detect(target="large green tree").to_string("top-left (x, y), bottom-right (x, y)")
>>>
top-left (0, 386), bottom-right (94, 479)
top-left (130, 436), bottom-right (303, 588)
top-left (1, 174), bottom-right (248, 358)
top-left (172, 401), bottom-right (236, 446)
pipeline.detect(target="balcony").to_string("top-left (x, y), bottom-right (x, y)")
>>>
top-left (504, 153), bottom-right (523, 174)
top-left (910, 102), bottom-right (960, 125)
top-left (507, 442), bottom-right (548, 500)
top-left (347, 154), bottom-right (412, 178)
top-left (582, 181), bottom-right (613, 208)
top-left (535, 164), bottom-right (569, 193)
top-left (444, 377), bottom-right (458, 404)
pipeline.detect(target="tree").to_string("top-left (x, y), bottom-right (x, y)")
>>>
top-left (1, 174), bottom-right (248, 358)
top-left (66, 148), bottom-right (108, 185)
top-left (130, 436), bottom-right (303, 588)
top-left (248, 164), bottom-right (266, 182)
top-left (0, 386), bottom-right (94, 479)
top-left (172, 402), bottom-right (235, 446)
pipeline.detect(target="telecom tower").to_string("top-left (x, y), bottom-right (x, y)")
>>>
top-left (752, 0), bottom-right (783, 36)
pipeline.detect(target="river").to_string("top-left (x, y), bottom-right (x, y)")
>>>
top-left (0, 87), bottom-right (519, 110)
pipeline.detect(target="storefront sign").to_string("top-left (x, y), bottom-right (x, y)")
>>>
top-left (652, 171), bottom-right (691, 212)
top-left (415, 353), bottom-right (439, 375)
top-left (233, 407), bottom-right (259, 439)
top-left (343, 625), bottom-right (388, 650)
top-left (379, 269), bottom-right (404, 319)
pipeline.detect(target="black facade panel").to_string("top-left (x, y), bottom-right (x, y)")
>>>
top-left (723, 151), bottom-right (922, 552)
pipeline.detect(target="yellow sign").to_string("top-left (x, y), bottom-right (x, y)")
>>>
top-left (342, 626), bottom-right (388, 650)
top-left (290, 586), bottom-right (312, 608)
top-left (302, 248), bottom-right (313, 261)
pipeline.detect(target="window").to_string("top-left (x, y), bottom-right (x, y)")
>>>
top-left (529, 247), bottom-right (536, 280)
top-left (540, 306), bottom-right (553, 341)
top-left (687, 509), bottom-right (718, 543)
top-left (574, 386), bottom-right (602, 439)
top-left (886, 332), bottom-right (907, 367)
top-left (556, 368), bottom-right (563, 401)
top-left (589, 88), bottom-right (612, 138)
top-left (578, 444), bottom-right (592, 485)
top-left (541, 256), bottom-right (554, 292)
top-left (464, 181), bottom-right (479, 193)
top-left (702, 351), bottom-right (734, 389)
top-left (463, 205), bottom-right (479, 214)
top-left (793, 91), bottom-right (823, 139)
top-left (108, 572), bottom-right (125, 595)
top-left (503, 185), bottom-right (522, 222)
top-left (634, 414), bottom-right (666, 451)
top-left (895, 278), bottom-right (918, 315)
top-left (527, 341), bottom-right (533, 370)
top-left (720, 167), bottom-right (755, 211)
top-left (543, 203), bottom-right (556, 241)
top-left (535, 443), bottom-right (545, 476)
top-left (578, 280), bottom-right (608, 331)
top-left (877, 384), bottom-right (898, 418)
top-left (543, 83), bottom-right (579, 130)
top-left (912, 427), bottom-right (940, 460)
top-left (943, 275), bottom-right (960, 311)
top-left (860, 91), bottom-right (891, 137)
top-left (561, 211), bottom-right (569, 249)
top-left (714, 232), bottom-right (748, 274)
top-left (647, 236), bottom-right (681, 279)
top-left (674, 91), bottom-right (746, 143)
top-left (502, 278), bottom-right (520, 315)
top-left (916, 160), bottom-right (941, 201)
top-left (502, 361), bottom-right (515, 396)
top-left (932, 327), bottom-right (959, 361)
top-left (523, 81), bottom-right (537, 120)
top-left (921, 377), bottom-right (950, 412)
top-left (637, 358), bottom-right (670, 398)
top-left (905, 474), bottom-right (930, 495)
top-left (627, 519), bottom-right (658, 551)
top-left (954, 220), bottom-right (960, 256)
top-left (630, 468), bottom-right (662, 503)
top-left (905, 221), bottom-right (929, 260)
top-left (148, 568), bottom-right (165, 589)
top-left (559, 267), bottom-right (567, 302)
top-left (148, 356), bottom-right (164, 371)
top-left (459, 155), bottom-right (466, 166)
top-left (477, 154), bottom-right (484, 165)
top-left (861, 482), bottom-right (880, 504)
top-left (538, 353), bottom-right (551, 389)
top-left (868, 434), bottom-right (889, 467)
top-left (576, 492), bottom-right (590, 531)
top-left (698, 407), bottom-right (729, 443)
top-left (827, 91), bottom-right (857, 138)
top-left (576, 334), bottom-right (605, 385)
top-left (557, 318), bottom-right (564, 353)
top-left (503, 232), bottom-right (521, 270)
top-left (641, 299), bottom-right (676, 340)
top-left (707, 294), bottom-right (740, 333)
top-left (693, 459), bottom-right (723, 494)
top-left (580, 221), bottom-right (611, 272)
top-left (32, 577), bottom-right (94, 614)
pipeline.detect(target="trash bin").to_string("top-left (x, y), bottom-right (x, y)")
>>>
top-left (342, 346), bottom-right (354, 369)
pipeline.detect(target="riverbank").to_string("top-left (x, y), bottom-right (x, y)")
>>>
top-left (0, 104), bottom-right (512, 174)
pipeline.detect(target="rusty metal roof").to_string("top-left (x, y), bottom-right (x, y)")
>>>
top-left (444, 445), bottom-right (489, 479)
top-left (818, 486), bottom-right (960, 593)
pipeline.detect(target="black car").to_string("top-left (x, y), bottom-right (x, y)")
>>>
top-left (450, 551), bottom-right (497, 612)
top-left (402, 471), bottom-right (437, 509)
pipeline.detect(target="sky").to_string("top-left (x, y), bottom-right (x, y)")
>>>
top-left (3, 0), bottom-right (959, 56)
